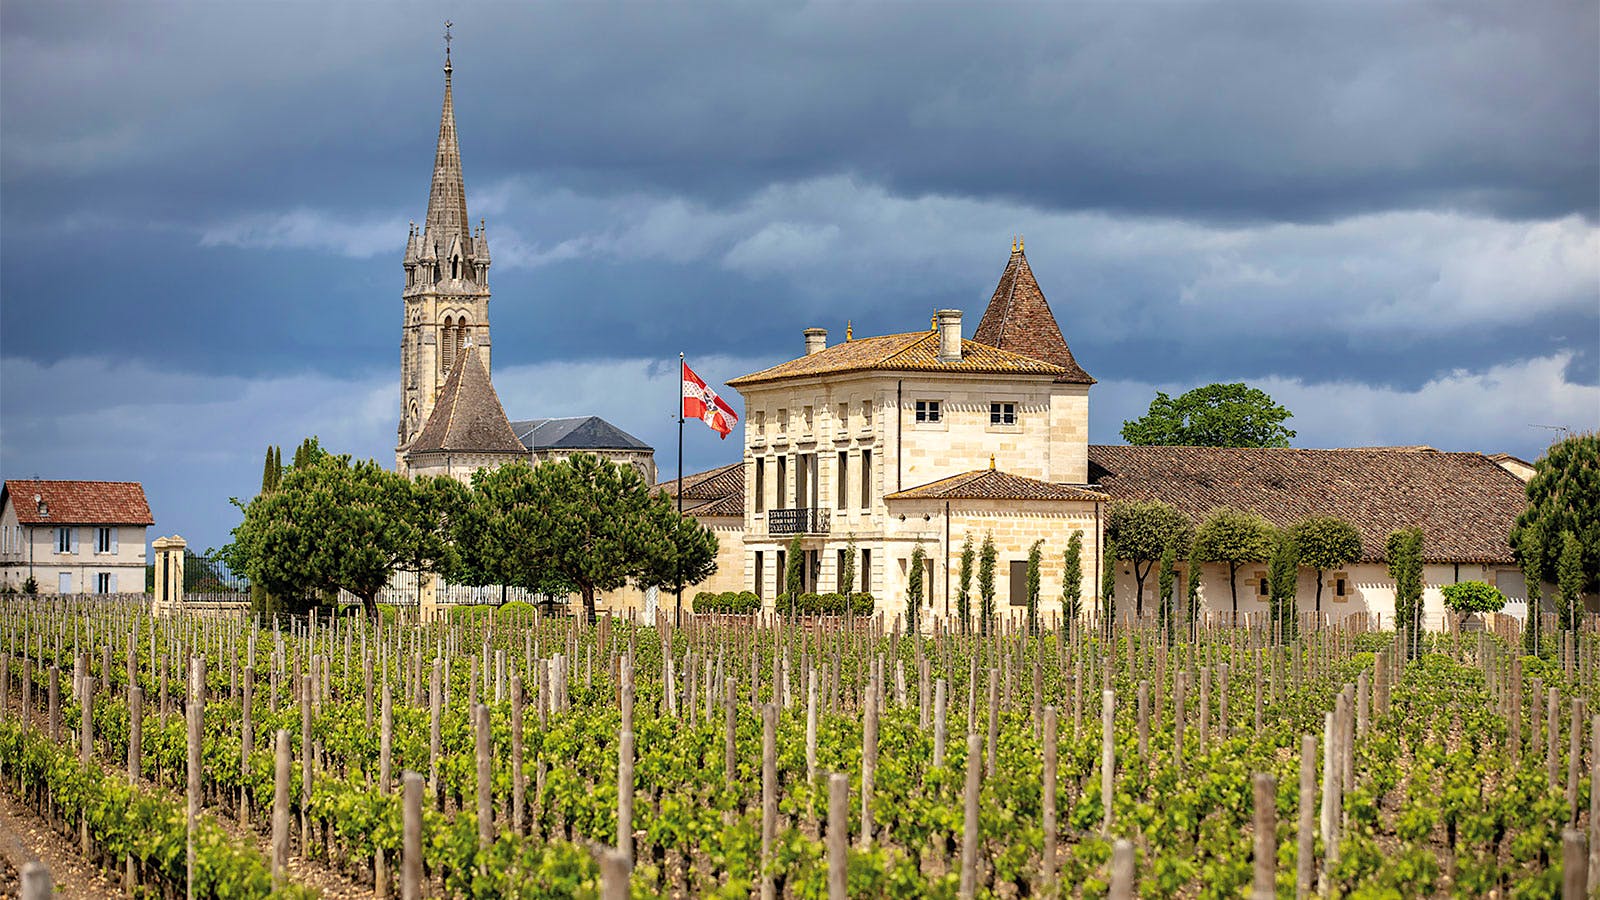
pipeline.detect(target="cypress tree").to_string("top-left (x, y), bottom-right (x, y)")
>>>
top-left (1062, 531), bottom-right (1084, 623)
top-left (907, 543), bottom-right (925, 633)
top-left (978, 533), bottom-right (997, 636)
top-left (1025, 539), bottom-right (1043, 634)
top-left (957, 536), bottom-right (974, 634)
top-left (1521, 525), bottom-right (1544, 655)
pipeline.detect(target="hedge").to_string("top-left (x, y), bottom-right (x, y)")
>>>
top-left (693, 591), bottom-right (761, 614)
top-left (775, 592), bottom-right (874, 616)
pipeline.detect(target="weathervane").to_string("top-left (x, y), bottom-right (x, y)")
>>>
top-left (444, 21), bottom-right (454, 70)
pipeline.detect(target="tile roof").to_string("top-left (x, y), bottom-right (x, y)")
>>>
top-left (407, 348), bottom-right (526, 456)
top-left (727, 330), bottom-right (1065, 387)
top-left (886, 469), bottom-right (1107, 503)
top-left (655, 462), bottom-right (744, 518)
top-left (972, 247), bottom-right (1095, 384)
top-left (512, 416), bottom-right (652, 452)
top-left (1, 480), bottom-right (154, 525)
top-left (1087, 445), bottom-right (1529, 564)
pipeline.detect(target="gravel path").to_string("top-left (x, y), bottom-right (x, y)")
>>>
top-left (0, 788), bottom-right (123, 898)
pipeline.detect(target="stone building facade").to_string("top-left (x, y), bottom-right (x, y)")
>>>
top-left (0, 480), bottom-right (153, 594)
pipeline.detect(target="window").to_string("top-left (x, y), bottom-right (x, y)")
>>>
top-left (776, 550), bottom-right (787, 596)
top-left (1258, 576), bottom-right (1270, 596)
top-left (96, 527), bottom-right (113, 554)
top-left (96, 573), bottom-right (113, 594)
top-left (915, 400), bottom-right (941, 423)
top-left (776, 456), bottom-right (788, 507)
top-left (860, 450), bottom-right (873, 510)
top-left (803, 406), bottom-right (814, 433)
top-left (56, 527), bottom-right (72, 554)
top-left (861, 549), bottom-right (872, 594)
top-left (754, 459), bottom-right (766, 514)
top-left (754, 410), bottom-right (766, 436)
top-left (836, 452), bottom-right (848, 510)
top-left (776, 409), bottom-right (788, 435)
top-left (754, 552), bottom-right (764, 598)
top-left (1009, 560), bottom-right (1030, 606)
top-left (1334, 574), bottom-right (1349, 602)
top-left (836, 402), bottom-right (849, 431)
top-left (58, 573), bottom-right (71, 594)
top-left (861, 400), bottom-right (873, 426)
top-left (989, 402), bottom-right (1017, 426)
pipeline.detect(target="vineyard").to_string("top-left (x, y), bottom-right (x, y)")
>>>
top-left (0, 597), bottom-right (1592, 898)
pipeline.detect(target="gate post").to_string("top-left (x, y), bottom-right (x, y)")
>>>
top-left (152, 535), bottom-right (187, 613)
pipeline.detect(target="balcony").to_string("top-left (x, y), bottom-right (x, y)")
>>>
top-left (768, 507), bottom-right (830, 535)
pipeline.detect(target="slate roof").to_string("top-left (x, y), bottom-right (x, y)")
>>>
top-left (511, 416), bottom-right (652, 452)
top-left (1087, 445), bottom-right (1529, 564)
top-left (726, 330), bottom-right (1065, 387)
top-left (654, 462), bottom-right (744, 518)
top-left (407, 349), bottom-right (525, 456)
top-left (972, 247), bottom-right (1095, 384)
top-left (886, 469), bottom-right (1107, 503)
top-left (2, 480), bottom-right (154, 526)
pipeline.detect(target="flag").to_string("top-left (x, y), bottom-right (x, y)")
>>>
top-left (682, 361), bottom-right (739, 439)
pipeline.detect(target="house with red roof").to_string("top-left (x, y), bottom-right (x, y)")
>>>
top-left (0, 480), bottom-right (154, 594)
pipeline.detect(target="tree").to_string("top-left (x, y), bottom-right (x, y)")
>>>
top-left (1157, 543), bottom-right (1178, 637)
top-left (1440, 581), bottom-right (1506, 616)
top-left (1510, 432), bottom-right (1599, 597)
top-left (907, 542), bottom-right (926, 633)
top-left (1107, 500), bottom-right (1194, 618)
top-left (1185, 554), bottom-right (1202, 634)
top-left (1558, 529), bottom-right (1586, 633)
top-left (635, 490), bottom-right (721, 617)
top-left (1268, 529), bottom-right (1299, 639)
top-left (451, 463), bottom-right (573, 606)
top-left (978, 533), bottom-right (997, 635)
top-left (785, 534), bottom-right (805, 615)
top-left (1520, 524), bottom-right (1544, 655)
top-left (1062, 531), bottom-right (1084, 622)
top-left (224, 451), bottom-right (425, 619)
top-left (840, 533), bottom-right (858, 596)
top-left (1289, 516), bottom-right (1362, 621)
top-left (1387, 527), bottom-right (1425, 659)
top-left (1101, 537), bottom-right (1117, 634)
top-left (1120, 383), bottom-right (1295, 448)
top-left (1192, 507), bottom-right (1276, 620)
top-left (22, 576), bottom-right (37, 595)
top-left (1025, 540), bottom-right (1043, 634)
top-left (958, 536), bottom-right (975, 634)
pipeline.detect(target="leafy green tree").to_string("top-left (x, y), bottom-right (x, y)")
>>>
top-left (1440, 581), bottom-right (1506, 616)
top-left (1268, 529), bottom-right (1300, 638)
top-left (1386, 527), bottom-right (1425, 659)
top-left (1101, 537), bottom-right (1117, 634)
top-left (636, 490), bottom-right (721, 619)
top-left (978, 533), bottom-right (997, 635)
top-left (1289, 516), bottom-right (1361, 620)
top-left (1510, 432), bottom-right (1599, 597)
top-left (1120, 382), bottom-right (1295, 448)
top-left (839, 533), bottom-right (858, 596)
top-left (1157, 543), bottom-right (1178, 637)
top-left (907, 542), bottom-right (926, 633)
top-left (1062, 531), bottom-right (1084, 622)
top-left (1192, 507), bottom-right (1276, 620)
top-left (1558, 529), bottom-right (1586, 633)
top-left (1107, 500), bottom-right (1194, 617)
top-left (1025, 540), bottom-right (1043, 634)
top-left (958, 536), bottom-right (975, 634)
top-left (1520, 525), bottom-right (1545, 655)
top-left (785, 534), bottom-right (805, 615)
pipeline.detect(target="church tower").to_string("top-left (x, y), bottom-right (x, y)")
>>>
top-left (397, 31), bottom-right (494, 468)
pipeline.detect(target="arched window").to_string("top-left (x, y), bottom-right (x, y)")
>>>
top-left (451, 257), bottom-right (459, 280)
top-left (441, 315), bottom-right (456, 374)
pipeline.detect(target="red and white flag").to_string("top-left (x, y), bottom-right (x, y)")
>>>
top-left (682, 360), bottom-right (739, 439)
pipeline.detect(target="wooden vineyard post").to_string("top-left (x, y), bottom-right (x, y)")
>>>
top-left (1319, 712), bottom-right (1340, 896)
top-left (1042, 706), bottom-right (1058, 893)
top-left (806, 669), bottom-right (818, 783)
top-left (241, 668), bottom-right (253, 825)
top-left (861, 681), bottom-right (878, 848)
top-left (1568, 698), bottom-right (1584, 825)
top-left (79, 674), bottom-right (93, 762)
top-left (1109, 838), bottom-right (1134, 900)
top-left (272, 730), bottom-right (289, 889)
top-left (1174, 670), bottom-right (1187, 770)
top-left (618, 727), bottom-right (635, 868)
top-left (1356, 670), bottom-right (1369, 739)
top-left (1102, 689), bottom-right (1115, 834)
top-left (1548, 688), bottom-right (1561, 790)
top-left (475, 703), bottom-right (492, 854)
top-left (47, 664), bottom-right (59, 742)
top-left (1563, 829), bottom-right (1588, 900)
top-left (429, 658), bottom-right (442, 800)
top-left (986, 673), bottom-right (1000, 777)
top-left (600, 847), bottom-right (630, 900)
top-left (959, 733), bottom-right (983, 900)
top-left (828, 773), bottom-right (848, 900)
top-left (376, 681), bottom-right (393, 897)
top-left (129, 686), bottom-right (143, 781)
top-left (1297, 734), bottom-right (1316, 899)
top-left (761, 701), bottom-right (778, 900)
top-left (934, 678), bottom-right (948, 767)
top-left (1137, 680), bottom-right (1149, 762)
top-left (1252, 772), bottom-right (1277, 900)
top-left (724, 680), bottom-right (737, 787)
top-left (512, 675), bottom-right (525, 833)
top-left (1590, 714), bottom-right (1599, 895)
top-left (187, 657), bottom-right (204, 900)
top-left (401, 771), bottom-right (423, 900)
top-left (20, 861), bottom-right (51, 900)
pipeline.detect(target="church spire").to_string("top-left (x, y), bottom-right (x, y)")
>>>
top-left (424, 21), bottom-right (471, 254)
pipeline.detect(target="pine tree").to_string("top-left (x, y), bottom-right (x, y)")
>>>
top-left (1062, 531), bottom-right (1084, 623)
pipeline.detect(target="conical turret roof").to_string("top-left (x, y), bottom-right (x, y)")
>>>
top-left (407, 347), bottom-right (525, 456)
top-left (972, 244), bottom-right (1094, 384)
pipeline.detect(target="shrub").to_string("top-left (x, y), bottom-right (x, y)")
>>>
top-left (849, 592), bottom-right (875, 614)
top-left (1440, 581), bottom-right (1507, 615)
top-left (772, 591), bottom-right (872, 616)
top-left (376, 603), bottom-right (400, 626)
top-left (496, 600), bottom-right (536, 621)
top-left (449, 605), bottom-right (494, 624)
top-left (693, 591), bottom-right (760, 614)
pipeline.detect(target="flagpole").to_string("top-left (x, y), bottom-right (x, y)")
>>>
top-left (676, 352), bottom-right (685, 626)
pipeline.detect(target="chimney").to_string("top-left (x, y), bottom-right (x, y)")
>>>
top-left (803, 327), bottom-right (828, 356)
top-left (935, 309), bottom-right (962, 363)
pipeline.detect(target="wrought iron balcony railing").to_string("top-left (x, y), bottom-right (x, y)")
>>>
top-left (768, 507), bottom-right (830, 535)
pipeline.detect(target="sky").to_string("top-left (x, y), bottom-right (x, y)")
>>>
top-left (2, 1), bottom-right (1597, 553)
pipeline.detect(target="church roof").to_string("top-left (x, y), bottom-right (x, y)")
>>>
top-left (1, 480), bottom-right (154, 526)
top-left (407, 348), bottom-right (525, 457)
top-left (726, 330), bottom-right (1065, 387)
top-left (653, 462), bottom-right (744, 518)
top-left (423, 51), bottom-right (473, 258)
top-left (1087, 444), bottom-right (1528, 564)
top-left (886, 469), bottom-right (1106, 503)
top-left (972, 246), bottom-right (1095, 384)
top-left (511, 416), bottom-right (652, 452)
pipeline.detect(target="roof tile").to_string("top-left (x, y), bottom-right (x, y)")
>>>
top-left (2, 480), bottom-right (154, 526)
